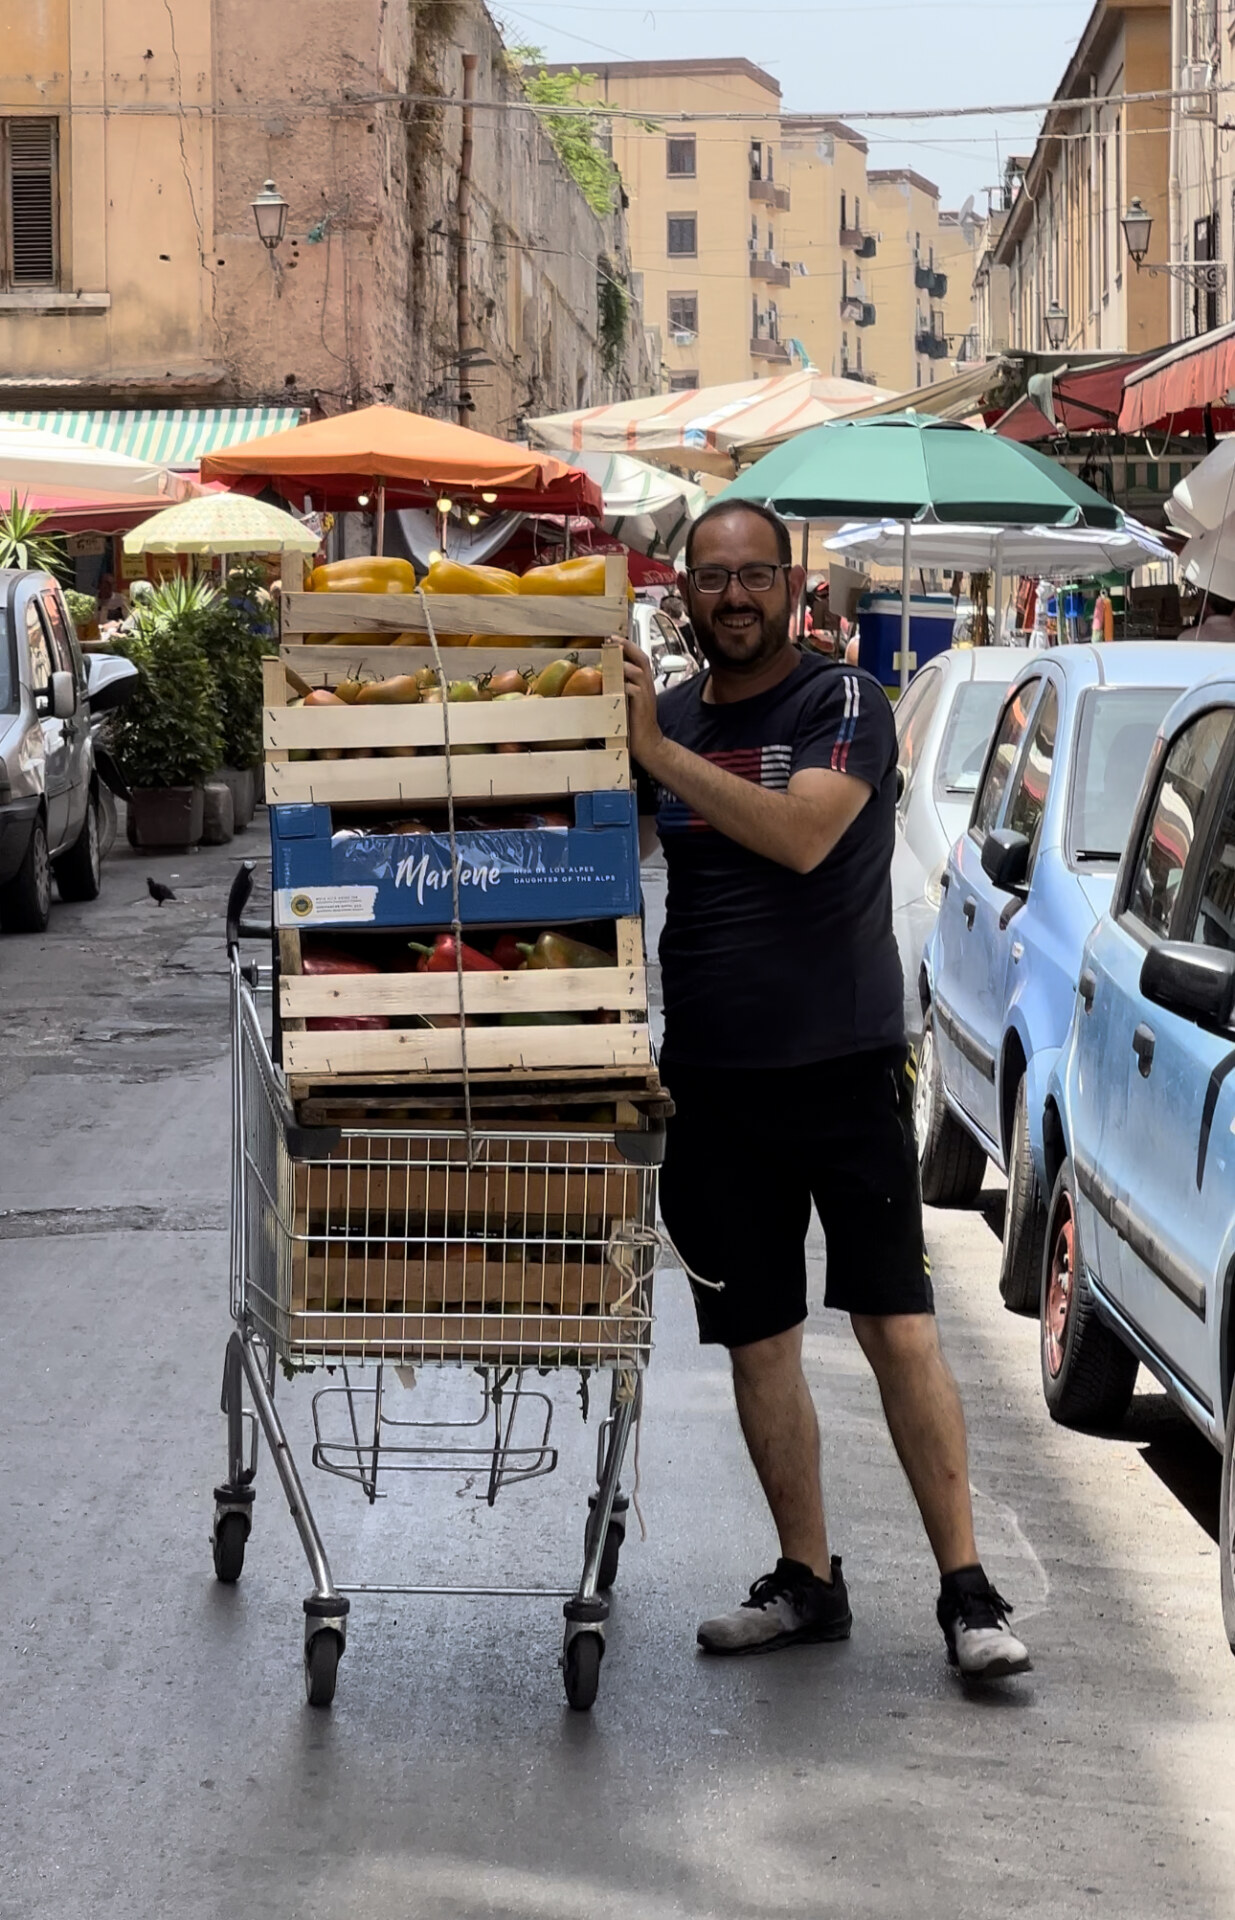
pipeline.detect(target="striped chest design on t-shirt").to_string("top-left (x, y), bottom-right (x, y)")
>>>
top-left (657, 744), bottom-right (792, 833)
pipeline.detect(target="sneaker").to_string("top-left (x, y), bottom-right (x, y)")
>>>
top-left (697, 1555), bottom-right (852, 1656)
top-left (937, 1570), bottom-right (1032, 1678)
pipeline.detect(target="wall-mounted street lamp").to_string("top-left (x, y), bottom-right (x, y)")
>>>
top-left (1120, 197), bottom-right (1226, 291)
top-left (1044, 300), bottom-right (1068, 348)
top-left (251, 179), bottom-right (290, 253)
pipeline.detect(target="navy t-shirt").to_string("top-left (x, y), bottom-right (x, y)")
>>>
top-left (644, 652), bottom-right (904, 1070)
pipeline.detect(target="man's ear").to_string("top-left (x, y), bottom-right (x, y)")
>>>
top-left (788, 563), bottom-right (807, 606)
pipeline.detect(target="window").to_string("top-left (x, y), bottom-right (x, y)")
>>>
top-left (1072, 687), bottom-right (1184, 869)
top-left (854, 194), bottom-right (860, 231)
top-left (840, 191), bottom-right (848, 231)
top-left (893, 665), bottom-right (944, 802)
top-left (41, 588), bottom-right (82, 691)
top-left (1005, 682), bottom-right (1059, 865)
top-left (1189, 758), bottom-right (1235, 950)
top-left (1126, 709), bottom-right (1233, 939)
top-left (667, 136), bottom-right (696, 179)
top-left (934, 680), bottom-right (1008, 799)
top-left (2, 118), bottom-right (58, 287)
top-left (668, 292), bottom-right (698, 333)
top-left (24, 600), bottom-right (53, 708)
top-left (750, 140), bottom-right (763, 181)
top-left (667, 214), bottom-right (697, 258)
top-left (972, 680), bottom-right (1040, 842)
top-left (667, 370), bottom-right (697, 392)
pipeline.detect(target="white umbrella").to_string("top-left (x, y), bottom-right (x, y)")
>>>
top-left (0, 423), bottom-right (189, 499)
top-left (1167, 438), bottom-right (1235, 537)
top-left (1178, 520), bottom-right (1235, 600)
top-left (567, 450), bottom-right (706, 556)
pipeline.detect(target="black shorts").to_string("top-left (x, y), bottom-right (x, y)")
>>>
top-left (658, 1046), bottom-right (933, 1348)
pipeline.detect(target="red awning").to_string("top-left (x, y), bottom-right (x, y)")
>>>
top-left (995, 355), bottom-right (1159, 441)
top-left (1119, 323), bottom-right (1235, 434)
top-left (14, 487), bottom-right (173, 534)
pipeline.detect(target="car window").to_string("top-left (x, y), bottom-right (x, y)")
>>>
top-left (1004, 681), bottom-right (1059, 869)
top-left (1173, 717), bottom-right (1235, 950)
top-left (25, 600), bottom-right (54, 703)
top-left (41, 588), bottom-right (84, 690)
top-left (1124, 709), bottom-right (1233, 940)
top-left (934, 679), bottom-right (1007, 798)
top-left (893, 665), bottom-right (943, 800)
top-left (971, 678), bottom-right (1039, 843)
top-left (0, 609), bottom-right (15, 711)
top-left (1070, 686), bottom-right (1185, 867)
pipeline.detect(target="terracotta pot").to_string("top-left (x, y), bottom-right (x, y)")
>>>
top-left (126, 786), bottom-right (205, 849)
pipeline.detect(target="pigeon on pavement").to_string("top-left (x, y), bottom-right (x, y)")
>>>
top-left (147, 878), bottom-right (176, 905)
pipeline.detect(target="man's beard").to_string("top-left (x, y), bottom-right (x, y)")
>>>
top-left (692, 597), bottom-right (793, 675)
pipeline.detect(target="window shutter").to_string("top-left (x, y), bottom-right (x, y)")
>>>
top-left (8, 119), bottom-right (57, 284)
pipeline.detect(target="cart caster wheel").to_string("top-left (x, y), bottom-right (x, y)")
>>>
top-left (304, 1630), bottom-right (342, 1708)
top-left (212, 1512), bottom-right (249, 1584)
top-left (563, 1631), bottom-right (603, 1711)
top-left (598, 1520), bottom-right (624, 1592)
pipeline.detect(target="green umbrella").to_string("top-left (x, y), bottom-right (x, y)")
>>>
top-left (717, 411), bottom-right (1122, 685)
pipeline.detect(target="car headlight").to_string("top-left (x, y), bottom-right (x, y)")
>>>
top-left (924, 859), bottom-right (947, 909)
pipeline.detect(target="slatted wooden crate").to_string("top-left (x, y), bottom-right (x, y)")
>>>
top-left (279, 551), bottom-right (627, 644)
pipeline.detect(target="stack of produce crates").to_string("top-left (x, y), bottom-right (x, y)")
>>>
top-left (259, 550), bottom-right (664, 1369)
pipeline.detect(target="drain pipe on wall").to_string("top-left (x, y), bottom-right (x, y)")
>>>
top-left (457, 52), bottom-right (478, 427)
top-left (1168, 0), bottom-right (1183, 340)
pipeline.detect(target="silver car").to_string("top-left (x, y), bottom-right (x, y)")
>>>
top-left (629, 601), bottom-right (703, 690)
top-left (892, 646), bottom-right (1021, 1042)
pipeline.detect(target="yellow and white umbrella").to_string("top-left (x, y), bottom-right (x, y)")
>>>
top-left (123, 491), bottom-right (320, 555)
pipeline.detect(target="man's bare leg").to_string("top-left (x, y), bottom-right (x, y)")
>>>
top-left (730, 1322), bottom-right (832, 1580)
top-left (850, 1311), bottom-right (978, 1574)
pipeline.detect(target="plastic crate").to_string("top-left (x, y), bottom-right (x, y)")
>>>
top-left (270, 791), bottom-right (642, 930)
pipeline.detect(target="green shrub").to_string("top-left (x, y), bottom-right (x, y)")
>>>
top-left (110, 613), bottom-right (224, 791)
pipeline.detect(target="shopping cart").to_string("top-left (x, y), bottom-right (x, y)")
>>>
top-left (212, 866), bottom-right (663, 1710)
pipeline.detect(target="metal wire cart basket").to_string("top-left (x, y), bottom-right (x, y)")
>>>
top-left (214, 867), bottom-right (664, 1711)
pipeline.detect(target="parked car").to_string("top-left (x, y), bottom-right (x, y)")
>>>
top-left (630, 600), bottom-right (703, 690)
top-left (892, 646), bottom-right (1021, 1043)
top-left (916, 642), bottom-right (1233, 1312)
top-left (0, 569), bottom-right (137, 933)
top-left (1041, 675), bottom-right (1235, 1653)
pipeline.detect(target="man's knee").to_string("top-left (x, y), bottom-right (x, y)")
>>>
top-left (850, 1310), bottom-right (940, 1375)
top-left (730, 1321), bottom-right (804, 1384)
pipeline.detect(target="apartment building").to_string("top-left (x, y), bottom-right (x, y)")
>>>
top-left (779, 119), bottom-right (881, 384)
top-left (991, 0), bottom-right (1170, 354)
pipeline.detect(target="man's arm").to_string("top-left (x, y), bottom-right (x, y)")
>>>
top-left (623, 642), bottom-right (871, 876)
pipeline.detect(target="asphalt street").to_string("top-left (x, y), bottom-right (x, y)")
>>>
top-left (2, 819), bottom-right (1234, 1919)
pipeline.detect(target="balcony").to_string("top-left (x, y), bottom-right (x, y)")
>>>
top-left (749, 178), bottom-right (791, 211)
top-left (841, 366), bottom-right (880, 385)
top-left (915, 328), bottom-right (950, 360)
top-left (840, 295), bottom-right (865, 324)
top-left (914, 262), bottom-right (948, 297)
top-left (751, 335), bottom-right (791, 362)
top-left (839, 225), bottom-right (868, 250)
top-left (749, 252), bottom-right (791, 287)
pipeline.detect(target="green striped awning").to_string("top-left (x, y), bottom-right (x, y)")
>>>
top-left (0, 407), bottom-right (303, 469)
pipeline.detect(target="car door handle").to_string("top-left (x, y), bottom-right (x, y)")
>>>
top-left (1132, 1023), bottom-right (1156, 1076)
top-left (1010, 940), bottom-right (1024, 963)
top-left (939, 871), bottom-right (950, 896)
top-left (1078, 968), bottom-right (1096, 1011)
top-left (962, 896), bottom-right (977, 928)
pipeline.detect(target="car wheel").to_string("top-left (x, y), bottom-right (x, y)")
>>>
top-left (1221, 1386), bottom-right (1235, 1656)
top-left (914, 1010), bottom-right (988, 1207)
top-left (1040, 1161), bottom-right (1138, 1428)
top-left (53, 793), bottom-right (102, 902)
top-left (0, 815), bottom-right (52, 933)
top-left (999, 1076), bottom-right (1047, 1315)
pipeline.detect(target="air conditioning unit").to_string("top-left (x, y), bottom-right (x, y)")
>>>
top-left (671, 329), bottom-right (697, 346)
top-left (1181, 61), bottom-right (1214, 116)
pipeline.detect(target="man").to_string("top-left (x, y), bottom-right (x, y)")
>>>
top-left (623, 498), bottom-right (1031, 1680)
top-left (660, 589), bottom-right (698, 657)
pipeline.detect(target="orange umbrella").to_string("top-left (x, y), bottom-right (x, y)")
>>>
top-left (201, 405), bottom-right (603, 542)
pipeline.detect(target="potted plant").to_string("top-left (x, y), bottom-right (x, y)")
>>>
top-left (198, 567), bottom-right (272, 830)
top-left (110, 585), bottom-right (224, 848)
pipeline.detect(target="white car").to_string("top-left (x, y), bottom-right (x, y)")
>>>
top-left (629, 602), bottom-right (703, 690)
top-left (892, 647), bottom-right (1021, 1042)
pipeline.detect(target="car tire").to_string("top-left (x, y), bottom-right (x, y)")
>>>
top-left (1221, 1387), bottom-right (1235, 1656)
top-left (53, 793), bottom-right (102, 902)
top-left (914, 1009), bottom-right (988, 1207)
top-left (999, 1076), bottom-right (1047, 1315)
top-left (0, 815), bottom-right (52, 934)
top-left (1040, 1160), bottom-right (1138, 1429)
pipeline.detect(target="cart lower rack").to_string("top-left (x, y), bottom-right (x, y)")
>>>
top-left (214, 873), bottom-right (663, 1711)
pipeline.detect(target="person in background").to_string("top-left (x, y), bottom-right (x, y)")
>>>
top-left (95, 574), bottom-right (129, 622)
top-left (661, 589), bottom-right (698, 655)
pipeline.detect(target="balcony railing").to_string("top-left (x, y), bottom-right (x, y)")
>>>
top-left (749, 253), bottom-right (791, 286)
top-left (840, 295), bottom-right (865, 323)
top-left (749, 178), bottom-right (791, 210)
top-left (915, 262), bottom-right (948, 297)
top-left (840, 225), bottom-right (866, 250)
top-left (856, 300), bottom-right (876, 328)
top-left (751, 334), bottom-right (791, 361)
top-left (915, 328), bottom-right (950, 359)
top-left (841, 366), bottom-right (880, 384)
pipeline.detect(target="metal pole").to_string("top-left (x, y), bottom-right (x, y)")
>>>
top-left (798, 521), bottom-right (809, 640)
top-left (457, 53), bottom-right (478, 427)
top-left (899, 518), bottom-right (913, 692)
top-left (375, 481), bottom-right (386, 557)
top-left (992, 530), bottom-right (1003, 646)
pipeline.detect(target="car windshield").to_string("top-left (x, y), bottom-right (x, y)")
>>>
top-left (1068, 686), bottom-right (1180, 863)
top-left (934, 679), bottom-right (1007, 795)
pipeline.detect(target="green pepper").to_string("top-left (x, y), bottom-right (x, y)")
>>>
top-left (516, 932), bottom-right (615, 970)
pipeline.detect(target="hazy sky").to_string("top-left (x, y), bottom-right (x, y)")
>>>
top-left (495, 0), bottom-right (1096, 211)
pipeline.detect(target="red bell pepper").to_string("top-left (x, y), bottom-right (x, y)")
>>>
top-left (491, 933), bottom-right (528, 971)
top-left (407, 933), bottom-right (502, 973)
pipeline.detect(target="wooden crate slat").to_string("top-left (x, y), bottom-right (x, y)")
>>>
top-left (293, 1162), bottom-right (641, 1221)
top-left (282, 591), bottom-right (625, 639)
top-left (281, 643), bottom-right (607, 680)
top-left (264, 748), bottom-right (628, 806)
top-left (265, 691), bottom-right (626, 751)
top-left (281, 1309), bottom-right (643, 1363)
top-left (283, 1021), bottom-right (653, 1077)
top-left (282, 966), bottom-right (645, 1019)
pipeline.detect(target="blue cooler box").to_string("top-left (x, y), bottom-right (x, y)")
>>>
top-left (269, 792), bottom-right (641, 931)
top-left (857, 593), bottom-right (957, 693)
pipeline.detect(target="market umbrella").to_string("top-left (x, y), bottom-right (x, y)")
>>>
top-left (1166, 437), bottom-right (1235, 538)
top-left (826, 516), bottom-right (1173, 576)
top-left (200, 404), bottom-right (603, 548)
top-left (0, 423), bottom-right (192, 500)
top-left (718, 411), bottom-right (1124, 686)
top-left (567, 450), bottom-right (706, 556)
top-left (123, 492), bottom-right (320, 555)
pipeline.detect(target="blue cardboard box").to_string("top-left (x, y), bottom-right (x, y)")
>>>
top-left (270, 793), bottom-right (642, 930)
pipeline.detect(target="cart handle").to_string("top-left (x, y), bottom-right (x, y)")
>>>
top-left (227, 859), bottom-right (272, 957)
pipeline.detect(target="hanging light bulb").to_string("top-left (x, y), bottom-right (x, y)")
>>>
top-left (428, 549), bottom-right (443, 565)
top-left (481, 492), bottom-right (497, 504)
top-left (357, 492), bottom-right (371, 507)
top-left (467, 510), bottom-right (481, 525)
top-left (436, 496), bottom-right (454, 515)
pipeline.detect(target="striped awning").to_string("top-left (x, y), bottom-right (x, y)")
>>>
top-left (0, 407), bottom-right (304, 469)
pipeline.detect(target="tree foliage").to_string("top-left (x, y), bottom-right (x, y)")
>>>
top-left (513, 50), bottom-right (621, 217)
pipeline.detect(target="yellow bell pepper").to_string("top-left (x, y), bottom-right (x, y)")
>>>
top-left (420, 560), bottom-right (520, 596)
top-left (307, 557), bottom-right (417, 594)
top-left (518, 555), bottom-right (608, 596)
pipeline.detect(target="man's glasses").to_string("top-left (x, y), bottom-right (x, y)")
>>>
top-left (685, 563), bottom-right (788, 595)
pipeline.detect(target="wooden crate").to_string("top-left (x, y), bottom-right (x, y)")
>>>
top-left (291, 1136), bottom-right (645, 1229)
top-left (279, 551), bottom-right (627, 644)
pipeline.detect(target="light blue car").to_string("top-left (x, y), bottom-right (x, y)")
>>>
top-left (916, 643), bottom-right (1232, 1314)
top-left (1042, 675), bottom-right (1235, 1654)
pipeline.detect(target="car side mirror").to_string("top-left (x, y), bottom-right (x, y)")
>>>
top-left (84, 652), bottom-right (139, 714)
top-left (980, 826), bottom-right (1030, 892)
top-left (895, 765), bottom-right (907, 802)
top-left (656, 654), bottom-right (689, 676)
top-left (1140, 941), bottom-right (1235, 1030)
top-left (50, 670), bottom-right (76, 720)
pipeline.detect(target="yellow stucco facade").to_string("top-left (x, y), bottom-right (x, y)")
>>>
top-left (779, 120), bottom-right (881, 385)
